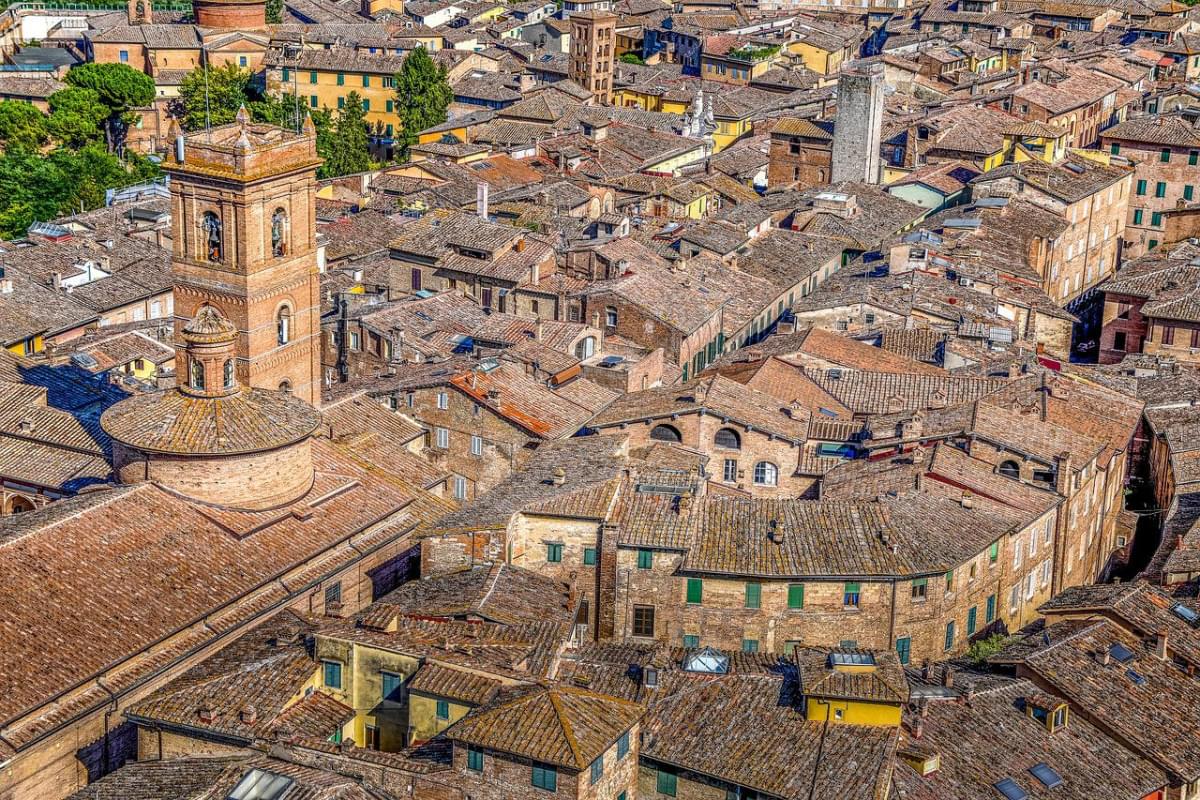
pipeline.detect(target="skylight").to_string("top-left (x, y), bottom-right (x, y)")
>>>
top-left (830, 651), bottom-right (875, 667)
top-left (994, 778), bottom-right (1029, 800)
top-left (227, 768), bottom-right (295, 800)
top-left (1126, 668), bottom-right (1147, 686)
top-left (682, 646), bottom-right (729, 674)
top-left (1173, 604), bottom-right (1200, 625)
top-left (1029, 763), bottom-right (1063, 789)
top-left (1108, 642), bottom-right (1136, 664)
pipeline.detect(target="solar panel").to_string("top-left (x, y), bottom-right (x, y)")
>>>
top-left (1029, 763), bottom-right (1063, 789)
top-left (227, 768), bottom-right (294, 800)
top-left (1174, 604), bottom-right (1200, 625)
top-left (994, 777), bottom-right (1029, 800)
top-left (1108, 642), bottom-right (1136, 663)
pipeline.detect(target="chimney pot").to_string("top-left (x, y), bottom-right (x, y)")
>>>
top-left (240, 705), bottom-right (257, 725)
top-left (552, 466), bottom-right (566, 486)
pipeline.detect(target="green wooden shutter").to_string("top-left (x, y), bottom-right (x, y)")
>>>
top-left (744, 582), bottom-right (761, 608)
top-left (788, 583), bottom-right (805, 609)
top-left (686, 578), bottom-right (703, 604)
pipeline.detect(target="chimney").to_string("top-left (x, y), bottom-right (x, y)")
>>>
top-left (960, 492), bottom-right (974, 509)
top-left (768, 518), bottom-right (784, 543)
top-left (552, 466), bottom-right (566, 486)
top-left (515, 236), bottom-right (526, 253)
top-left (942, 667), bottom-right (954, 688)
top-left (0, 278), bottom-right (12, 294)
top-left (240, 705), bottom-right (258, 725)
top-left (677, 493), bottom-right (692, 515)
top-left (50, 271), bottom-right (62, 291)
top-left (476, 182), bottom-right (489, 219)
top-left (1153, 630), bottom-right (1168, 661)
top-left (535, 320), bottom-right (543, 341)
top-left (1099, 648), bottom-right (1111, 666)
top-left (1054, 451), bottom-right (1072, 496)
top-left (197, 701), bottom-right (215, 724)
top-left (913, 717), bottom-right (924, 738)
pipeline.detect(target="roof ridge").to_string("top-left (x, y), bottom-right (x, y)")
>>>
top-left (546, 687), bottom-right (585, 768)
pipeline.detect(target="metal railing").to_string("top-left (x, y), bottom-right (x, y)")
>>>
top-left (6, 0), bottom-right (194, 12)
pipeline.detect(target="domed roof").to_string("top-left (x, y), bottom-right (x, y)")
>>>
top-left (101, 386), bottom-right (321, 456)
top-left (183, 306), bottom-right (237, 341)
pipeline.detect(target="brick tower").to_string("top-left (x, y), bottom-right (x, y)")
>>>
top-left (570, 10), bottom-right (617, 105)
top-left (832, 62), bottom-right (885, 185)
top-left (164, 109), bottom-right (324, 406)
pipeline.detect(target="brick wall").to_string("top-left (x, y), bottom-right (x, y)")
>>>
top-left (1099, 291), bottom-right (1149, 365)
top-left (767, 135), bottom-right (832, 189)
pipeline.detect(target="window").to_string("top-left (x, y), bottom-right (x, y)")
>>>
top-left (1110, 142), bottom-right (1119, 155)
top-left (337, 96), bottom-right (345, 109)
top-left (723, 458), bottom-right (737, 482)
top-left (202, 211), bottom-right (223, 262)
top-left (753, 462), bottom-right (778, 486)
top-left (843, 582), bottom-right (860, 607)
top-left (617, 731), bottom-right (629, 760)
top-left (434, 698), bottom-right (450, 720)
top-left (470, 435), bottom-right (482, 456)
top-left (323, 660), bottom-right (342, 689)
top-left (967, 605), bottom-right (978, 636)
top-left (119, 49), bottom-right (129, 62)
top-left (986, 593), bottom-right (996, 623)
top-left (411, 268), bottom-right (422, 292)
top-left (223, 359), bottom-right (235, 389)
top-left (989, 541), bottom-right (999, 563)
top-left (362, 98), bottom-right (370, 112)
top-left (998, 460), bottom-right (1020, 478)
top-left (453, 476), bottom-right (467, 500)
top-left (788, 583), bottom-right (805, 609)
top-left (337, 72), bottom-right (345, 85)
top-left (386, 99), bottom-right (394, 113)
top-left (1163, 325), bottom-right (1176, 345)
top-left (1150, 239), bottom-right (1159, 250)
top-left (896, 636), bottom-right (911, 665)
top-left (744, 582), bottom-right (761, 609)
top-left (944, 620), bottom-right (955, 651)
top-left (435, 427), bottom-right (449, 449)
top-left (437, 391), bottom-right (448, 409)
top-left (276, 306), bottom-right (291, 345)
top-left (349, 331), bottom-right (360, 350)
top-left (590, 757), bottom-right (604, 785)
top-left (1156, 182), bottom-right (1167, 198)
top-left (683, 634), bottom-right (699, 648)
top-left (382, 671), bottom-right (403, 701)
top-left (531, 762), bottom-right (557, 792)
top-left (945, 570), bottom-right (954, 592)
top-left (1136, 179), bottom-right (1147, 196)
top-left (911, 577), bottom-right (928, 601)
top-left (583, 547), bottom-right (596, 566)
top-left (271, 208), bottom-right (288, 257)
top-left (310, 70), bottom-right (318, 84)
top-left (686, 578), bottom-right (703, 605)
top-left (1152, 212), bottom-right (1163, 227)
top-left (742, 639), bottom-right (759, 653)
top-left (546, 542), bottom-right (563, 562)
top-left (324, 582), bottom-right (341, 607)
top-left (656, 769), bottom-right (677, 797)
top-left (1191, 150), bottom-right (1199, 167)
top-left (605, 306), bottom-right (618, 326)
top-left (1187, 185), bottom-right (1195, 202)
top-left (632, 604), bottom-right (655, 637)
top-left (1161, 147), bottom-right (1172, 163)
top-left (637, 549), bottom-right (653, 569)
top-left (650, 424), bottom-right (682, 443)
top-left (467, 746), bottom-right (484, 772)
top-left (714, 427), bottom-right (741, 449)
top-left (310, 95), bottom-right (318, 107)
top-left (1133, 209), bottom-right (1144, 225)
top-left (361, 74), bottom-right (370, 87)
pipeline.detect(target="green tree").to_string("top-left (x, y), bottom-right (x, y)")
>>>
top-left (966, 634), bottom-right (1011, 664)
top-left (0, 100), bottom-right (48, 151)
top-left (47, 87), bottom-right (107, 147)
top-left (619, 52), bottom-right (644, 65)
top-left (175, 63), bottom-right (252, 131)
top-left (393, 46), bottom-right (451, 160)
top-left (63, 63), bottom-right (155, 153)
top-left (265, 0), bottom-right (283, 22)
top-left (323, 91), bottom-right (372, 177)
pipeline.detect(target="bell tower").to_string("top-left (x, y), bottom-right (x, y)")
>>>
top-left (127, 0), bottom-right (152, 24)
top-left (164, 110), bottom-right (324, 407)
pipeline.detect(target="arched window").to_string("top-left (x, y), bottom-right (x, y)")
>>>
top-left (650, 424), bottom-right (682, 443)
top-left (753, 461), bottom-right (778, 486)
top-left (575, 336), bottom-right (596, 360)
top-left (223, 359), bottom-right (235, 389)
top-left (271, 208), bottom-right (288, 257)
top-left (277, 306), bottom-right (292, 345)
top-left (605, 306), bottom-right (618, 327)
top-left (714, 427), bottom-right (741, 450)
top-left (202, 211), bottom-right (223, 262)
top-left (6, 495), bottom-right (33, 514)
top-left (190, 358), bottom-right (205, 391)
top-left (279, 379), bottom-right (292, 394)
top-left (998, 460), bottom-right (1020, 479)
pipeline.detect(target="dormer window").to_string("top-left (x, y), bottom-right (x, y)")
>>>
top-left (1025, 695), bottom-right (1068, 733)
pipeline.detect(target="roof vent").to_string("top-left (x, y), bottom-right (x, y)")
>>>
top-left (240, 705), bottom-right (257, 725)
top-left (552, 466), bottom-right (566, 486)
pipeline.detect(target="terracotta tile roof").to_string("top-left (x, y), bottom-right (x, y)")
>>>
top-left (974, 151), bottom-right (1132, 204)
top-left (445, 683), bottom-right (644, 769)
top-left (590, 374), bottom-right (811, 443)
top-left (806, 369), bottom-right (1005, 416)
top-left (893, 676), bottom-right (1169, 800)
top-left (66, 756), bottom-right (249, 800)
top-left (0, 433), bottom-right (454, 749)
top-left (995, 619), bottom-right (1200, 782)
top-left (407, 662), bottom-right (503, 706)
top-left (100, 386), bottom-right (323, 456)
top-left (796, 648), bottom-right (909, 704)
top-left (377, 562), bottom-right (574, 625)
top-left (640, 672), bottom-right (897, 800)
